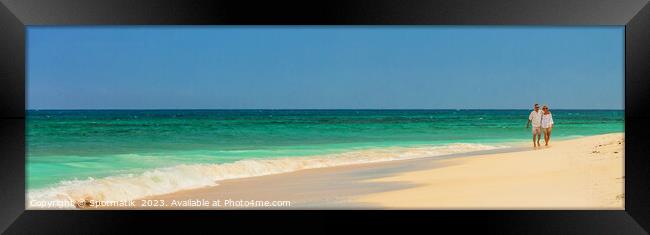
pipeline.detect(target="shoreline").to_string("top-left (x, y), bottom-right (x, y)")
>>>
top-left (27, 141), bottom-right (510, 208)
top-left (65, 132), bottom-right (624, 210)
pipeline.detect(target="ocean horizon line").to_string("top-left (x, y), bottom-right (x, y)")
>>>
top-left (26, 108), bottom-right (625, 111)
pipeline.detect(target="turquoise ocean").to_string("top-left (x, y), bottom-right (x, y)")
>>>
top-left (26, 109), bottom-right (623, 204)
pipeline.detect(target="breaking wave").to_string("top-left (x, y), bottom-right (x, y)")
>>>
top-left (27, 143), bottom-right (504, 209)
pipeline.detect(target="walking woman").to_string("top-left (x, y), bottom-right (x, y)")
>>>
top-left (541, 105), bottom-right (554, 146)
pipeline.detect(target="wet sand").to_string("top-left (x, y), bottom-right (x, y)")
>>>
top-left (87, 133), bottom-right (623, 210)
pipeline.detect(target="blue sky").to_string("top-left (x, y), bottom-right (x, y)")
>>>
top-left (27, 26), bottom-right (624, 109)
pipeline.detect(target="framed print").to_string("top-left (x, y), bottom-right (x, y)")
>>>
top-left (1, 0), bottom-right (649, 233)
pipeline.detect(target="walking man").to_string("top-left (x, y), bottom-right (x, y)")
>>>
top-left (526, 103), bottom-right (543, 148)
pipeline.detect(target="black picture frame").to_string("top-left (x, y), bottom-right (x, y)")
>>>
top-left (1, 0), bottom-right (649, 233)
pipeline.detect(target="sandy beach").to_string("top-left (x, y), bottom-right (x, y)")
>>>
top-left (87, 133), bottom-right (623, 210)
top-left (357, 133), bottom-right (624, 209)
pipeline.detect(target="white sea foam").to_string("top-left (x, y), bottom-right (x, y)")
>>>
top-left (27, 143), bottom-right (504, 209)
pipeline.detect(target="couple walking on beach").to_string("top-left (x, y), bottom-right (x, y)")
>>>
top-left (527, 103), bottom-right (554, 148)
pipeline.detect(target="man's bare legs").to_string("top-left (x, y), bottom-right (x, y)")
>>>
top-left (532, 134), bottom-right (537, 148)
top-left (532, 131), bottom-right (541, 148)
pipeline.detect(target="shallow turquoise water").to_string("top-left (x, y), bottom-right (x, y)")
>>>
top-left (27, 109), bottom-right (623, 190)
